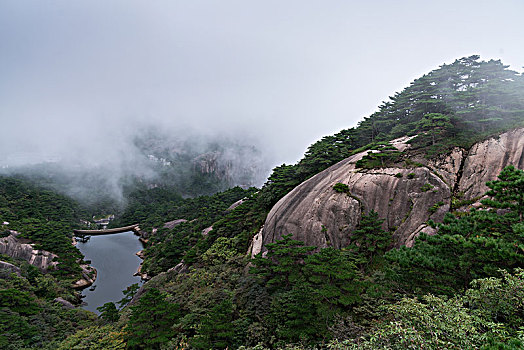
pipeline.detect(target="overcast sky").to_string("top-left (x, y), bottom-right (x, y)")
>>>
top-left (1, 0), bottom-right (523, 167)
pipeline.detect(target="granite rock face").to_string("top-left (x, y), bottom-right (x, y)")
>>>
top-left (0, 231), bottom-right (58, 271)
top-left (458, 128), bottom-right (524, 200)
top-left (163, 219), bottom-right (188, 229)
top-left (257, 128), bottom-right (524, 252)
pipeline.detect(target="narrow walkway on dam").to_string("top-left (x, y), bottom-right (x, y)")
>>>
top-left (73, 224), bottom-right (140, 236)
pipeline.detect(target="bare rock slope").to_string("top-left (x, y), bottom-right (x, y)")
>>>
top-left (256, 128), bottom-right (524, 253)
top-left (0, 231), bottom-right (58, 271)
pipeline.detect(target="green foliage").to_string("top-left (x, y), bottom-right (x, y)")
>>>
top-left (201, 237), bottom-right (237, 264)
top-left (0, 176), bottom-right (85, 276)
top-left (191, 298), bottom-right (236, 349)
top-left (305, 248), bottom-right (362, 308)
top-left (345, 210), bottom-right (391, 271)
top-left (251, 235), bottom-right (316, 292)
top-left (124, 288), bottom-right (180, 349)
top-left (56, 325), bottom-right (125, 350)
top-left (332, 270), bottom-right (524, 350)
top-left (96, 302), bottom-right (119, 323)
top-left (117, 283), bottom-right (140, 309)
top-left (250, 236), bottom-right (363, 345)
top-left (0, 257), bottom-right (96, 348)
top-left (333, 183), bottom-right (350, 193)
top-left (466, 269), bottom-right (524, 338)
top-left (258, 164), bottom-right (301, 210)
top-left (349, 294), bottom-right (483, 349)
top-left (356, 150), bottom-right (402, 169)
top-left (420, 183), bottom-right (434, 192)
top-left (416, 113), bottom-right (453, 146)
top-left (138, 186), bottom-right (258, 274)
top-left (386, 166), bottom-right (524, 296)
top-left (483, 165), bottom-right (524, 220)
top-left (0, 288), bottom-right (41, 315)
top-left (428, 201), bottom-right (444, 214)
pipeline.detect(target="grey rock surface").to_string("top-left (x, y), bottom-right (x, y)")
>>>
top-left (458, 128), bottom-right (524, 200)
top-left (0, 231), bottom-right (58, 271)
top-left (260, 128), bottom-right (524, 250)
top-left (427, 147), bottom-right (464, 188)
top-left (54, 297), bottom-right (75, 309)
top-left (163, 219), bottom-right (188, 229)
top-left (71, 264), bottom-right (97, 289)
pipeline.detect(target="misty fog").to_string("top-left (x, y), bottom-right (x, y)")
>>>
top-left (1, 1), bottom-right (523, 201)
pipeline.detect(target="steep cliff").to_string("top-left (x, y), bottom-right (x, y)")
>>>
top-left (257, 128), bottom-right (524, 252)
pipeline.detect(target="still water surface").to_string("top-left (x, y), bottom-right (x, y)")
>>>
top-left (76, 231), bottom-right (143, 313)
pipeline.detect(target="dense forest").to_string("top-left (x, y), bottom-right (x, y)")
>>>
top-left (0, 177), bottom-right (97, 348)
top-left (1, 56), bottom-right (524, 349)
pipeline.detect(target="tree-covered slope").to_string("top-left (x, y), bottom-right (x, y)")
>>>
top-left (58, 165), bottom-right (524, 349)
top-left (0, 177), bottom-right (99, 349)
top-left (4, 55), bottom-right (523, 349)
top-left (0, 176), bottom-right (88, 277)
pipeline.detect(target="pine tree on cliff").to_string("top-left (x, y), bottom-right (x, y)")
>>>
top-left (346, 210), bottom-right (391, 271)
top-left (483, 165), bottom-right (524, 221)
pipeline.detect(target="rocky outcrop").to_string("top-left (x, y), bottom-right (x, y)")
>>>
top-left (250, 226), bottom-right (264, 258)
top-left (167, 262), bottom-right (189, 274)
top-left (133, 263), bottom-right (149, 280)
top-left (163, 219), bottom-right (188, 229)
top-left (458, 128), bottom-right (524, 200)
top-left (0, 260), bottom-right (22, 276)
top-left (71, 264), bottom-right (97, 289)
top-left (136, 250), bottom-right (145, 259)
top-left (227, 199), bottom-right (245, 211)
top-left (427, 147), bottom-right (464, 189)
top-left (0, 231), bottom-right (58, 271)
top-left (201, 226), bottom-right (213, 236)
top-left (259, 128), bottom-right (524, 251)
top-left (54, 297), bottom-right (75, 309)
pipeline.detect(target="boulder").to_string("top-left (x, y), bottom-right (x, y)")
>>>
top-left (259, 128), bottom-right (524, 250)
top-left (72, 264), bottom-right (97, 289)
top-left (201, 226), bottom-right (213, 236)
top-left (226, 199), bottom-right (244, 211)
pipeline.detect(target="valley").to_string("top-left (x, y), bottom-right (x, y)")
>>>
top-left (1, 56), bottom-right (523, 349)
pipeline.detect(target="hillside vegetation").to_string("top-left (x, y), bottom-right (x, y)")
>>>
top-left (52, 56), bottom-right (524, 349)
top-left (1, 56), bottom-right (523, 348)
top-left (0, 177), bottom-right (97, 348)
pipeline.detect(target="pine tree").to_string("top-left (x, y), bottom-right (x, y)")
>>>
top-left (385, 166), bottom-right (524, 296)
top-left (97, 302), bottom-right (119, 323)
top-left (346, 210), bottom-right (391, 270)
top-left (483, 165), bottom-right (524, 221)
top-left (124, 288), bottom-right (180, 349)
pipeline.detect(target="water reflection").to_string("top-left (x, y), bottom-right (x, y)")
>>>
top-left (75, 231), bottom-right (143, 313)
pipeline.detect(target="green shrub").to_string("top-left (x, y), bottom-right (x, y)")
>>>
top-left (420, 183), bottom-right (434, 192)
top-left (333, 183), bottom-right (350, 193)
top-left (429, 201), bottom-right (445, 214)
